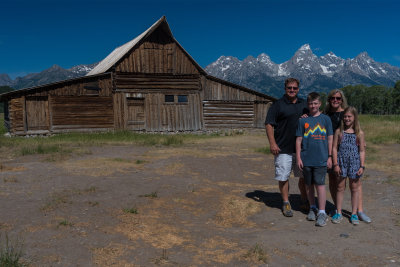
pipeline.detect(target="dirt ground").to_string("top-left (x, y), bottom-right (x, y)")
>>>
top-left (1, 130), bottom-right (399, 266)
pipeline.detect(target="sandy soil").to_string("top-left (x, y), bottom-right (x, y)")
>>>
top-left (0, 131), bottom-right (399, 266)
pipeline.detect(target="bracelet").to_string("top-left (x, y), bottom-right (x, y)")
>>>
top-left (328, 155), bottom-right (332, 157)
top-left (333, 164), bottom-right (338, 167)
top-left (360, 166), bottom-right (365, 169)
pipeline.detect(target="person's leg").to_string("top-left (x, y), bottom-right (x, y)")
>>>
top-left (350, 178), bottom-right (361, 225)
top-left (279, 180), bottom-right (289, 202)
top-left (316, 184), bottom-right (327, 212)
top-left (303, 167), bottom-right (317, 221)
top-left (274, 154), bottom-right (293, 216)
top-left (336, 177), bottom-right (346, 215)
top-left (350, 179), bottom-right (360, 215)
top-left (357, 182), bottom-right (364, 212)
top-left (313, 167), bottom-right (328, 227)
top-left (357, 181), bottom-right (372, 223)
top-left (328, 172), bottom-right (337, 208)
top-left (293, 154), bottom-right (307, 203)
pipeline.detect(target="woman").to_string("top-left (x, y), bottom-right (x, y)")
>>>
top-left (325, 89), bottom-right (371, 223)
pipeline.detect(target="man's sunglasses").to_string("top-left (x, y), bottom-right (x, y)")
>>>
top-left (286, 86), bottom-right (299, 90)
top-left (330, 97), bottom-right (342, 101)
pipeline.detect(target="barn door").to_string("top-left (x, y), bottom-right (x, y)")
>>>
top-left (127, 97), bottom-right (145, 130)
top-left (25, 96), bottom-right (49, 131)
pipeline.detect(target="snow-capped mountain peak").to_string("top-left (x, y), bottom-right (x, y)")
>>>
top-left (205, 44), bottom-right (400, 97)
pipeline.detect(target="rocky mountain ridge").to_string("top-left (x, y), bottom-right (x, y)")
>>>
top-left (205, 44), bottom-right (400, 97)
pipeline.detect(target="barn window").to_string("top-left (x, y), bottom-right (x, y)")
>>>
top-left (178, 95), bottom-right (188, 103)
top-left (165, 95), bottom-right (174, 102)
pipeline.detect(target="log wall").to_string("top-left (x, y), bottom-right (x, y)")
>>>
top-left (51, 96), bottom-right (114, 132)
top-left (6, 76), bottom-right (114, 134)
top-left (202, 78), bottom-right (270, 102)
top-left (203, 101), bottom-right (254, 128)
top-left (113, 91), bottom-right (202, 131)
top-left (116, 42), bottom-right (199, 75)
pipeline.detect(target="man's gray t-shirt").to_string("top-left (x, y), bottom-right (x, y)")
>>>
top-left (296, 114), bottom-right (333, 166)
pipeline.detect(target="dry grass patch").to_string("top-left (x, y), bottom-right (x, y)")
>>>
top-left (60, 157), bottom-right (136, 177)
top-left (191, 236), bottom-right (246, 265)
top-left (92, 243), bottom-right (137, 267)
top-left (0, 164), bottom-right (26, 172)
top-left (155, 162), bottom-right (185, 176)
top-left (115, 199), bottom-right (189, 250)
top-left (214, 195), bottom-right (262, 227)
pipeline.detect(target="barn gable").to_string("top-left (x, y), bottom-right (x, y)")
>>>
top-left (88, 16), bottom-right (204, 76)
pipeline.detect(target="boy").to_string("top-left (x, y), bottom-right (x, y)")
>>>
top-left (296, 92), bottom-right (333, 226)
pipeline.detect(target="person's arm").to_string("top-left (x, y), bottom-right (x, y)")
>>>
top-left (357, 131), bottom-right (366, 176)
top-left (266, 124), bottom-right (280, 155)
top-left (296, 136), bottom-right (303, 171)
top-left (332, 129), bottom-right (341, 176)
top-left (327, 135), bottom-right (333, 169)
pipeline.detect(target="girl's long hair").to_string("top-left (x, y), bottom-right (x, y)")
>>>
top-left (340, 106), bottom-right (362, 141)
top-left (324, 89), bottom-right (348, 113)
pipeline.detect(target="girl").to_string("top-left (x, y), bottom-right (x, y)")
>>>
top-left (331, 106), bottom-right (367, 225)
top-left (325, 90), bottom-right (371, 223)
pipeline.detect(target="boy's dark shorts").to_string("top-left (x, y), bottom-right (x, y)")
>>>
top-left (303, 166), bottom-right (327, 185)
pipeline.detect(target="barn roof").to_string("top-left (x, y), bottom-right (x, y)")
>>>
top-left (87, 16), bottom-right (206, 76)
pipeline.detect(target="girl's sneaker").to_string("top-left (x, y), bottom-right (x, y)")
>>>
top-left (350, 214), bottom-right (360, 225)
top-left (357, 211), bottom-right (372, 223)
top-left (331, 213), bottom-right (343, 224)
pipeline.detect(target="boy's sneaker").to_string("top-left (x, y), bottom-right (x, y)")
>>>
top-left (331, 213), bottom-right (343, 224)
top-left (357, 211), bottom-right (372, 223)
top-left (315, 212), bottom-right (328, 227)
top-left (307, 208), bottom-right (317, 221)
top-left (350, 214), bottom-right (360, 225)
top-left (282, 202), bottom-right (293, 217)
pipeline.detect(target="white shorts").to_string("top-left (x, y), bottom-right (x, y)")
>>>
top-left (274, 153), bottom-right (303, 181)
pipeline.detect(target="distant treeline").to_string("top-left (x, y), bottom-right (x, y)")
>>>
top-left (319, 81), bottom-right (400, 115)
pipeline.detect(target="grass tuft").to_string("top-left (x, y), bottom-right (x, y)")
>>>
top-left (139, 191), bottom-right (158, 198)
top-left (243, 243), bottom-right (268, 264)
top-left (0, 233), bottom-right (26, 267)
top-left (123, 207), bottom-right (138, 214)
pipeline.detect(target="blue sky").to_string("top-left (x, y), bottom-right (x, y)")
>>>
top-left (1, 0), bottom-right (399, 79)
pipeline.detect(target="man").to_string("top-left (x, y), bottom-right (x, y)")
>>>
top-left (265, 78), bottom-right (308, 217)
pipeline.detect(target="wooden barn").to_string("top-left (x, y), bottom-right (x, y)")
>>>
top-left (0, 16), bottom-right (275, 136)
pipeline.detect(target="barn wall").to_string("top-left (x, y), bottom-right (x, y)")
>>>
top-left (116, 42), bottom-right (199, 75)
top-left (51, 96), bottom-right (114, 132)
top-left (202, 78), bottom-right (270, 102)
top-left (6, 76), bottom-right (114, 134)
top-left (9, 97), bottom-right (25, 134)
top-left (201, 77), bottom-right (273, 129)
top-left (113, 91), bottom-right (202, 132)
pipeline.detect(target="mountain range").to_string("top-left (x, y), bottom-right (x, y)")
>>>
top-left (0, 63), bottom-right (98, 90)
top-left (1, 44), bottom-right (400, 98)
top-left (205, 44), bottom-right (400, 97)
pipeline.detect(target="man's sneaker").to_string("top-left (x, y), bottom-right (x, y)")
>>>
top-left (300, 199), bottom-right (310, 213)
top-left (282, 202), bottom-right (293, 217)
top-left (331, 213), bottom-right (343, 224)
top-left (357, 211), bottom-right (372, 223)
top-left (315, 212), bottom-right (328, 227)
top-left (350, 214), bottom-right (360, 225)
top-left (307, 208), bottom-right (317, 221)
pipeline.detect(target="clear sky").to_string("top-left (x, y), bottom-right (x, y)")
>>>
top-left (1, 0), bottom-right (399, 79)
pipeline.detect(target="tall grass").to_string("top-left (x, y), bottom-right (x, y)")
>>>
top-left (359, 115), bottom-right (400, 144)
top-left (0, 114), bottom-right (220, 156)
top-left (0, 234), bottom-right (26, 267)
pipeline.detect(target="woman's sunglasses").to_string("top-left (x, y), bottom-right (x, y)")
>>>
top-left (330, 97), bottom-right (342, 101)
